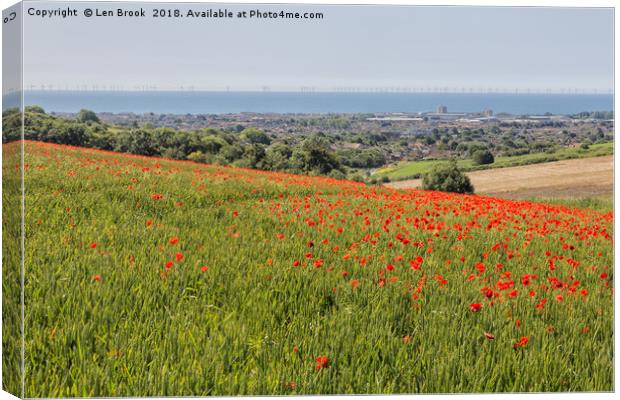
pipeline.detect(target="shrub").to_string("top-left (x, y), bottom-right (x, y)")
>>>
top-left (422, 161), bottom-right (474, 194)
top-left (471, 149), bottom-right (495, 165)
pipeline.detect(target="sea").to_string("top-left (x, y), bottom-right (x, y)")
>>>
top-left (7, 90), bottom-right (615, 115)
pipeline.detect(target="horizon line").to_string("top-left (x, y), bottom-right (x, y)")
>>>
top-left (7, 89), bottom-right (614, 96)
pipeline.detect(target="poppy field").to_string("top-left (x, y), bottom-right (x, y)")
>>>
top-left (4, 140), bottom-right (614, 396)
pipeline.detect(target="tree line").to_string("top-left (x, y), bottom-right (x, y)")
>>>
top-left (3, 107), bottom-right (347, 179)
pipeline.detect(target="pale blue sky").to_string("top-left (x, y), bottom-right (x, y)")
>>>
top-left (21, 3), bottom-right (614, 92)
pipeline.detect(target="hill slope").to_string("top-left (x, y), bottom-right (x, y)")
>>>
top-left (5, 140), bottom-right (613, 396)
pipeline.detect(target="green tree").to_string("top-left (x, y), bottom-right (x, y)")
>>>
top-left (76, 109), bottom-right (100, 124)
top-left (240, 128), bottom-right (271, 145)
top-left (471, 149), bottom-right (495, 165)
top-left (263, 143), bottom-right (292, 171)
top-left (290, 136), bottom-right (341, 174)
top-left (25, 105), bottom-right (45, 114)
top-left (422, 161), bottom-right (474, 194)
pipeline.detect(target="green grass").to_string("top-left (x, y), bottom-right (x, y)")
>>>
top-left (376, 142), bottom-right (613, 181)
top-left (526, 195), bottom-right (614, 213)
top-left (6, 141), bottom-right (613, 396)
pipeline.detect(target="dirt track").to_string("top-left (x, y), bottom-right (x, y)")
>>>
top-left (387, 156), bottom-right (614, 200)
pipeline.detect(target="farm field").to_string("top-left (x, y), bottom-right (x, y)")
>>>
top-left (4, 140), bottom-right (614, 396)
top-left (388, 155), bottom-right (613, 201)
top-left (375, 142), bottom-right (613, 181)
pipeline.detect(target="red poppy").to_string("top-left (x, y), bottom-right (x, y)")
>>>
top-left (315, 356), bottom-right (329, 370)
top-left (176, 252), bottom-right (184, 261)
top-left (514, 336), bottom-right (529, 348)
top-left (90, 242), bottom-right (97, 249)
top-left (169, 237), bottom-right (179, 245)
top-left (469, 303), bottom-right (482, 312)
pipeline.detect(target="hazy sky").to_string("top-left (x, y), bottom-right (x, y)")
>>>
top-left (20, 2), bottom-right (614, 92)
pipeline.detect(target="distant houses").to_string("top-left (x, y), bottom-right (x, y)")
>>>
top-left (363, 105), bottom-right (582, 124)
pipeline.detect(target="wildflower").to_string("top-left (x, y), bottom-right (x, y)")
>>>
top-left (514, 336), bottom-right (529, 348)
top-left (315, 356), bottom-right (329, 370)
top-left (484, 332), bottom-right (495, 340)
top-left (469, 303), bottom-right (482, 312)
top-left (90, 242), bottom-right (97, 249)
top-left (201, 266), bottom-right (209, 272)
top-left (169, 236), bottom-right (179, 245)
top-left (92, 274), bottom-right (101, 282)
top-left (165, 261), bottom-right (173, 269)
top-left (176, 252), bottom-right (184, 261)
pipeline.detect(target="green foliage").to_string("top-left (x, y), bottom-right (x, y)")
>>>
top-left (263, 143), bottom-right (293, 171)
top-left (8, 110), bottom-right (353, 178)
top-left (422, 161), bottom-right (474, 194)
top-left (240, 128), bottom-right (271, 145)
top-left (337, 148), bottom-right (386, 168)
top-left (290, 136), bottom-right (342, 175)
top-left (25, 105), bottom-right (45, 114)
top-left (327, 169), bottom-right (346, 180)
top-left (377, 142), bottom-right (613, 182)
top-left (76, 109), bottom-right (100, 124)
top-left (471, 149), bottom-right (495, 165)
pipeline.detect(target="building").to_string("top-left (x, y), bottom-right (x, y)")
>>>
top-left (436, 104), bottom-right (447, 114)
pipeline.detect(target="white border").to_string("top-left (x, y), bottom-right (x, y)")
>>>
top-left (0, 1), bottom-right (616, 400)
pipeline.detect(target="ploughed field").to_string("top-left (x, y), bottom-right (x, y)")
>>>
top-left (388, 155), bottom-right (613, 200)
top-left (9, 141), bottom-right (613, 396)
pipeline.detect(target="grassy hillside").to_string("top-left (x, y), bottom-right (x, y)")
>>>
top-left (376, 142), bottom-right (613, 181)
top-left (9, 140), bottom-right (613, 396)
